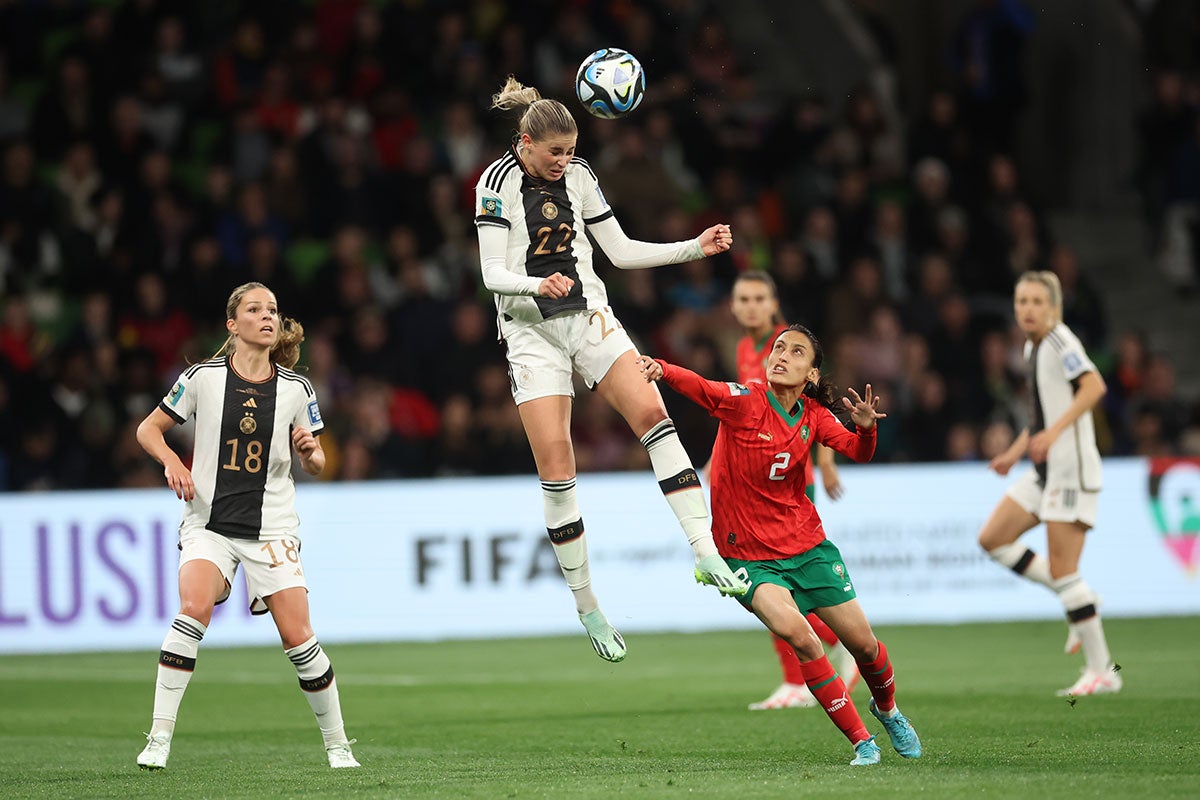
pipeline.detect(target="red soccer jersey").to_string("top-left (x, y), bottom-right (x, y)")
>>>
top-left (660, 360), bottom-right (876, 561)
top-left (736, 323), bottom-right (817, 491)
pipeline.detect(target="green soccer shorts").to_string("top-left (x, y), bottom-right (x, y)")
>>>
top-left (724, 539), bottom-right (857, 613)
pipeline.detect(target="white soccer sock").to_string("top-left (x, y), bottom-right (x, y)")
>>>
top-left (542, 478), bottom-right (599, 614)
top-left (1053, 573), bottom-right (1113, 672)
top-left (985, 543), bottom-right (1054, 588)
top-left (640, 419), bottom-right (718, 559)
top-left (286, 637), bottom-right (348, 747)
top-left (150, 614), bottom-right (206, 736)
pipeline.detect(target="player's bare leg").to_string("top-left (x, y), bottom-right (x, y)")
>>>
top-left (267, 588), bottom-right (359, 766)
top-left (519, 396), bottom-right (626, 661)
top-left (597, 351), bottom-right (747, 596)
top-left (1047, 521), bottom-right (1120, 696)
top-left (752, 586), bottom-right (876, 762)
top-left (137, 559), bottom-right (224, 770)
top-left (818, 600), bottom-right (921, 758)
top-left (978, 498), bottom-right (1078, 649)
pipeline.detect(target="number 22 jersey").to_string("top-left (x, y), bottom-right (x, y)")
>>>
top-left (159, 356), bottom-right (324, 541)
top-left (658, 360), bottom-right (876, 560)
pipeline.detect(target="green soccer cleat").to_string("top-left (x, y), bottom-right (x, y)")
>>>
top-left (869, 698), bottom-right (922, 758)
top-left (850, 736), bottom-right (881, 766)
top-left (579, 609), bottom-right (627, 663)
top-left (694, 555), bottom-right (749, 596)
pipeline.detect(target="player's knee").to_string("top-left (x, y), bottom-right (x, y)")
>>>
top-left (178, 599), bottom-right (215, 625)
top-left (280, 625), bottom-right (315, 650)
top-left (785, 628), bottom-right (823, 660)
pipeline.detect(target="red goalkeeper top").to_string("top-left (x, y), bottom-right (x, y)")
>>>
top-left (658, 360), bottom-right (877, 560)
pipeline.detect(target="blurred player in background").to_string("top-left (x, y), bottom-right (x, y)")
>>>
top-left (473, 76), bottom-right (749, 663)
top-left (133, 282), bottom-right (359, 769)
top-left (640, 325), bottom-right (922, 765)
top-left (978, 271), bottom-right (1120, 696)
top-left (726, 272), bottom-right (859, 710)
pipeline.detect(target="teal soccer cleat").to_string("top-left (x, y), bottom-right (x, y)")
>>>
top-left (850, 736), bottom-right (881, 765)
top-left (869, 698), bottom-right (922, 758)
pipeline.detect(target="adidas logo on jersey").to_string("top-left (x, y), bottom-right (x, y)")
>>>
top-left (243, 398), bottom-right (258, 408)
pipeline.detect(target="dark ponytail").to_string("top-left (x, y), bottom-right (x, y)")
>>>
top-left (787, 323), bottom-right (841, 413)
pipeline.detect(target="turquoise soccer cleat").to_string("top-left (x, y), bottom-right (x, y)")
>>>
top-left (869, 698), bottom-right (922, 758)
top-left (850, 736), bottom-right (881, 766)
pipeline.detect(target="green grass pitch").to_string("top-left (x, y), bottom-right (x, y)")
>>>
top-left (1, 616), bottom-right (1197, 799)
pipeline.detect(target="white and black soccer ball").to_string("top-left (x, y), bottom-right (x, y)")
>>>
top-left (575, 48), bottom-right (646, 119)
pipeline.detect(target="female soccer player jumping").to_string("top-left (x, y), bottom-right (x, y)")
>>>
top-left (473, 76), bottom-right (747, 663)
top-left (639, 324), bottom-right (921, 765)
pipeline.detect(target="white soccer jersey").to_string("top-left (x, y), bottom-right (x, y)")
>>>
top-left (474, 146), bottom-right (614, 335)
top-left (1025, 322), bottom-right (1102, 491)
top-left (159, 356), bottom-right (324, 541)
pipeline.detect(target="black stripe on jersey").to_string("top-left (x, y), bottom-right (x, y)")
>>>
top-left (208, 365), bottom-right (277, 539)
top-left (583, 208), bottom-right (614, 225)
top-left (570, 156), bottom-right (598, 182)
top-left (1046, 329), bottom-right (1068, 352)
top-left (278, 368), bottom-right (314, 397)
top-left (483, 152), bottom-right (519, 192)
top-left (522, 174), bottom-right (587, 319)
top-left (184, 358), bottom-right (225, 379)
top-left (1029, 341), bottom-right (1047, 485)
top-left (475, 215), bottom-right (511, 228)
top-left (159, 400), bottom-right (186, 425)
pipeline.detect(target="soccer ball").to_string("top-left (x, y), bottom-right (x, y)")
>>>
top-left (575, 48), bottom-right (646, 119)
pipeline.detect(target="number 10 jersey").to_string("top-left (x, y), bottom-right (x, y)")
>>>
top-left (159, 356), bottom-right (324, 541)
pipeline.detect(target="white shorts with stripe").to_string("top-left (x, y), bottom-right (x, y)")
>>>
top-left (504, 306), bottom-right (636, 405)
top-left (179, 527), bottom-right (308, 614)
top-left (1005, 468), bottom-right (1099, 528)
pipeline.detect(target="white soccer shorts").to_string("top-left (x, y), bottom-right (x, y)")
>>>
top-left (179, 527), bottom-right (308, 614)
top-left (503, 306), bottom-right (636, 405)
top-left (1006, 468), bottom-right (1099, 528)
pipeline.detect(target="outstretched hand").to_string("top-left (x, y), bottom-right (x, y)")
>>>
top-left (842, 384), bottom-right (887, 429)
top-left (697, 224), bottom-right (733, 256)
top-left (637, 355), bottom-right (663, 382)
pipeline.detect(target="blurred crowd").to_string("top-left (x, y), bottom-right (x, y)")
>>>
top-left (0, 0), bottom-right (1197, 492)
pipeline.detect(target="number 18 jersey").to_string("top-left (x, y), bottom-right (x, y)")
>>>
top-left (159, 356), bottom-right (324, 541)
